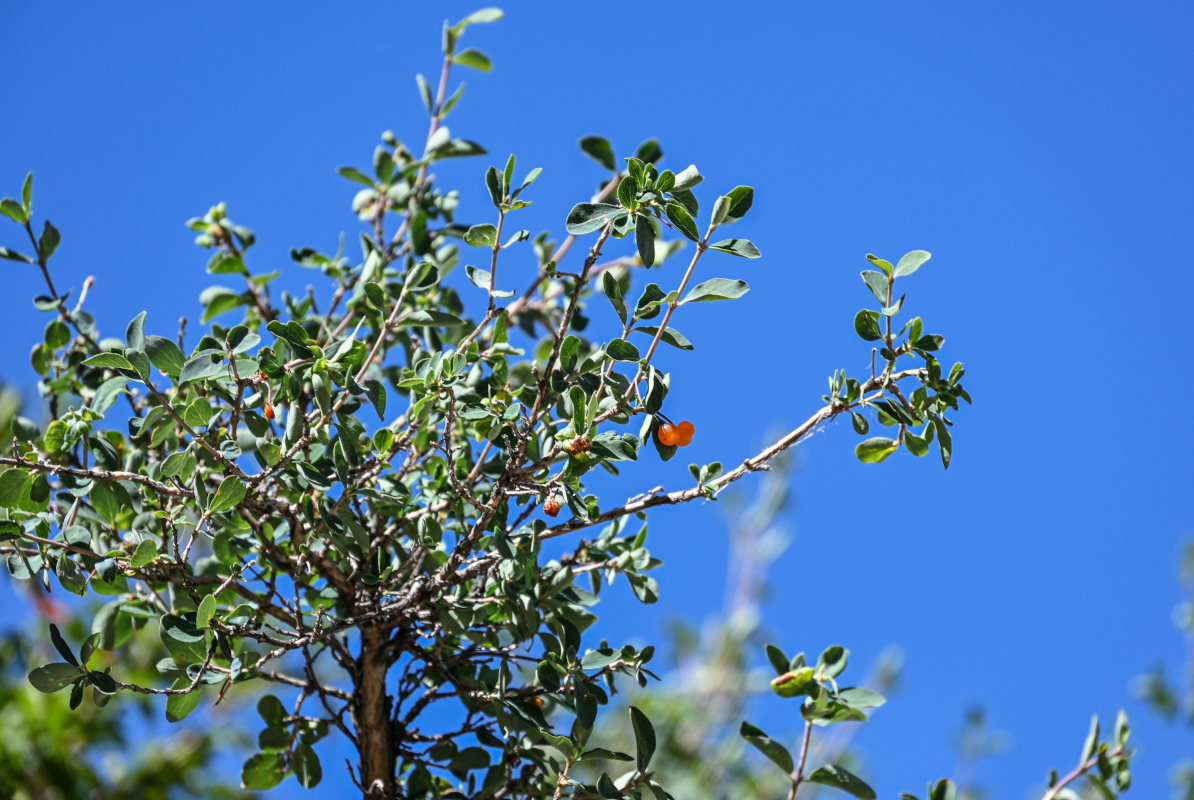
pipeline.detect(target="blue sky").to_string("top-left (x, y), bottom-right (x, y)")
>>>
top-left (2, 1), bottom-right (1191, 798)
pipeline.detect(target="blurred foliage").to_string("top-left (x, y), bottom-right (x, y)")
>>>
top-left (1134, 539), bottom-right (1194, 800)
top-left (577, 457), bottom-right (902, 800)
top-left (0, 591), bottom-right (255, 799)
top-left (0, 384), bottom-right (251, 799)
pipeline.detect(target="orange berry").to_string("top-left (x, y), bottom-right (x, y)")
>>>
top-left (657, 423), bottom-right (680, 446)
top-left (676, 420), bottom-right (694, 446)
top-left (264, 403), bottom-right (275, 420)
top-left (543, 498), bottom-right (561, 517)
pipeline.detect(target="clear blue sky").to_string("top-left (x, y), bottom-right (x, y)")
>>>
top-left (2, 2), bottom-right (1191, 797)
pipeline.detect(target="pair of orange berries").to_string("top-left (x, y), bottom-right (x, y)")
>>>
top-left (656, 419), bottom-right (695, 447)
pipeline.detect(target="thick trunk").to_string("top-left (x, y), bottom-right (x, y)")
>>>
top-left (355, 625), bottom-right (395, 798)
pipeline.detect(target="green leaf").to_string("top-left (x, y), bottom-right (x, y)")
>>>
top-left (485, 165), bottom-right (504, 206)
top-left (635, 215), bottom-right (655, 267)
top-left (178, 349), bottom-right (226, 384)
top-left (415, 74), bottom-right (433, 113)
top-left (399, 309), bottom-right (465, 327)
top-left (914, 334), bottom-right (944, 352)
top-left (458, 7), bottom-right (504, 27)
top-left (665, 201), bottom-right (700, 242)
top-left (837, 688), bottom-right (886, 709)
top-left (0, 246), bottom-right (34, 263)
top-left (1114, 709), bottom-right (1130, 746)
top-left (816, 645), bottom-right (849, 678)
top-left (49, 624), bottom-right (79, 666)
top-left (860, 270), bottom-right (890, 305)
top-left (866, 253), bottom-right (894, 275)
top-left (28, 662), bottom-right (85, 693)
top-left (555, 335), bottom-right (580, 376)
top-left (463, 266), bottom-right (511, 299)
top-left (617, 175), bottom-right (639, 210)
top-left (374, 145), bottom-right (394, 183)
top-left (125, 312), bottom-right (146, 353)
top-left (458, 6), bottom-right (501, 24)
top-left (160, 615), bottom-right (207, 666)
top-left (629, 706), bottom-right (656, 773)
top-left (580, 748), bottom-right (634, 763)
top-left (855, 437), bottom-right (898, 463)
top-left (894, 250), bottom-right (931, 277)
top-left (465, 223), bottom-right (498, 247)
top-left (606, 338), bottom-right (641, 362)
top-left (854, 309), bottom-right (882, 341)
top-left (928, 779), bottom-right (956, 800)
top-left (672, 189), bottom-right (699, 218)
top-left (0, 468), bottom-right (28, 509)
top-left (337, 166), bottom-right (375, 188)
top-left (257, 695), bottom-right (287, 726)
top-left (453, 48), bottom-right (492, 71)
top-left (580, 136), bottom-right (617, 171)
top-left (373, 428), bottom-right (394, 452)
top-left (513, 166), bottom-right (541, 198)
top-left (83, 352), bottom-right (134, 371)
top-left (90, 481), bottom-right (131, 524)
top-left (739, 721), bottom-right (794, 774)
top-left (39, 220), bottom-right (61, 259)
top-left (166, 679), bottom-right (202, 722)
top-left (199, 286), bottom-right (246, 323)
top-left (596, 774), bottom-right (621, 799)
top-left (21, 173), bottom-right (33, 215)
top-left (241, 752), bottom-right (287, 790)
top-left (1080, 714), bottom-right (1100, 764)
top-left (363, 281), bottom-right (387, 310)
top-left (807, 764), bottom-right (877, 800)
top-left (208, 476), bottom-right (247, 513)
top-left (364, 379), bottom-right (387, 420)
top-left (709, 238), bottom-right (761, 259)
top-left (293, 743), bottom-right (323, 788)
top-left (905, 428), bottom-right (932, 457)
top-left (129, 539), bottom-right (159, 568)
top-left (634, 325), bottom-right (693, 350)
top-left (681, 277), bottom-right (749, 304)
top-left (196, 593), bottom-right (217, 629)
top-left (671, 164), bottom-right (702, 191)
top-left (72, 632), bottom-right (101, 670)
top-left (89, 671), bottom-right (117, 695)
top-left (720, 185), bottom-right (754, 224)
top-left (565, 203), bottom-right (624, 235)
top-left (634, 138), bottom-right (663, 164)
top-left (712, 195), bottom-right (732, 225)
top-left (0, 197), bottom-right (27, 223)
top-left (602, 272), bottom-right (627, 325)
top-left (765, 644), bottom-right (790, 676)
top-left (932, 415), bottom-right (952, 469)
top-left (208, 252), bottom-right (246, 277)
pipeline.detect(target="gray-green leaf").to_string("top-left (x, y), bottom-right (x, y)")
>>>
top-left (739, 721), bottom-right (794, 774)
top-left (565, 203), bottom-right (624, 235)
top-left (807, 764), bottom-right (877, 800)
top-left (709, 238), bottom-right (761, 259)
top-left (681, 278), bottom-right (749, 304)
